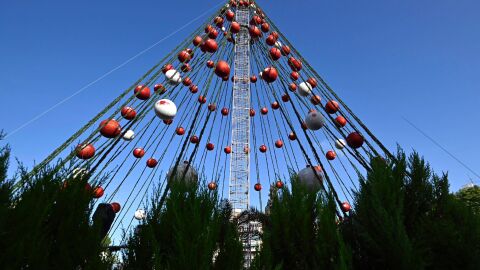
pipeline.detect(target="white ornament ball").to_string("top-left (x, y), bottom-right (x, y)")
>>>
top-left (305, 110), bottom-right (325, 130)
top-left (298, 82), bottom-right (313, 97)
top-left (134, 209), bottom-right (146, 220)
top-left (122, 130), bottom-right (135, 141)
top-left (154, 99), bottom-right (177, 120)
top-left (335, 139), bottom-right (346, 150)
top-left (298, 165), bottom-right (322, 191)
top-left (221, 26), bottom-right (226, 31)
top-left (165, 69), bottom-right (182, 85)
top-left (167, 161), bottom-right (198, 183)
top-left (275, 41), bottom-right (283, 48)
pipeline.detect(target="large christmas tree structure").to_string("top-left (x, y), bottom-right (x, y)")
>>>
top-left (14, 0), bottom-right (391, 263)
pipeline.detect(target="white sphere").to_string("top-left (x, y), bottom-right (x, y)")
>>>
top-left (122, 130), bottom-right (135, 141)
top-left (335, 139), bottom-right (346, 150)
top-left (221, 26), bottom-right (226, 31)
top-left (154, 99), bottom-right (177, 120)
top-left (134, 209), bottom-right (146, 220)
top-left (298, 165), bottom-right (322, 191)
top-left (165, 69), bottom-right (182, 85)
top-left (275, 41), bottom-right (282, 48)
top-left (298, 82), bottom-right (313, 97)
top-left (305, 110), bottom-right (325, 130)
top-left (167, 161), bottom-right (198, 183)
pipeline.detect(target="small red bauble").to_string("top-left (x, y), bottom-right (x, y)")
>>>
top-left (146, 158), bottom-right (158, 168)
top-left (325, 100), bottom-right (340, 114)
top-left (189, 84), bottom-right (198, 93)
top-left (260, 107), bottom-right (268, 115)
top-left (326, 150), bottom-right (336, 160)
top-left (335, 115), bottom-right (347, 127)
top-left (269, 47), bottom-right (282, 61)
top-left (190, 135), bottom-right (199, 144)
top-left (121, 107), bottom-right (136, 120)
top-left (250, 75), bottom-right (257, 83)
top-left (215, 60), bottom-right (231, 78)
top-left (154, 83), bottom-right (166, 94)
top-left (226, 10), bottom-right (235, 21)
top-left (250, 109), bottom-right (256, 117)
top-left (289, 83), bottom-right (297, 92)
top-left (133, 148), bottom-right (145, 158)
top-left (288, 132), bottom-right (296, 140)
top-left (341, 201), bottom-right (351, 212)
top-left (262, 67), bottom-right (278, 83)
top-left (275, 180), bottom-right (284, 189)
top-left (259, 145), bottom-right (267, 153)
top-left (221, 107), bottom-right (229, 116)
top-left (254, 183), bottom-right (262, 191)
top-left (176, 127), bottom-right (185, 135)
top-left (275, 140), bottom-right (283, 148)
top-left (310, 95), bottom-right (321, 105)
top-left (282, 94), bottom-right (290, 102)
top-left (182, 77), bottom-right (192, 87)
top-left (230, 22), bottom-right (240, 33)
top-left (76, 144), bottom-right (95, 159)
top-left (203, 39), bottom-right (218, 53)
top-left (162, 64), bottom-right (174, 73)
top-left (281, 45), bottom-right (291, 56)
top-left (206, 60), bottom-right (215, 68)
top-left (224, 146), bottom-right (232, 154)
top-left (134, 85), bottom-right (151, 100)
top-left (290, 71), bottom-right (299, 81)
top-left (266, 35), bottom-right (276, 46)
top-left (178, 50), bottom-right (191, 63)
top-left (271, 101), bottom-right (280, 110)
top-left (208, 182), bottom-right (217, 190)
top-left (193, 36), bottom-right (203, 46)
top-left (206, 142), bottom-right (215, 151)
top-left (198, 95), bottom-right (207, 104)
top-left (93, 186), bottom-right (104, 198)
top-left (288, 57), bottom-right (302, 71)
top-left (307, 78), bottom-right (318, 88)
top-left (261, 22), bottom-right (270, 32)
top-left (346, 132), bottom-right (364, 149)
top-left (99, 119), bottom-right (121, 138)
top-left (208, 103), bottom-right (217, 111)
top-left (111, 202), bottom-right (121, 213)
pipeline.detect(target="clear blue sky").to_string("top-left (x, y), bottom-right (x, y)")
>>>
top-left (1, 0), bottom-right (479, 195)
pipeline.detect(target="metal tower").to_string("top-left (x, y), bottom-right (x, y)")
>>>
top-left (229, 5), bottom-right (251, 214)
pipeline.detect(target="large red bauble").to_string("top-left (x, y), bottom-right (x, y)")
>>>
top-left (325, 100), bottom-right (340, 114)
top-left (162, 64), bottom-right (174, 73)
top-left (176, 127), bottom-right (185, 135)
top-left (224, 146), bottom-right (232, 154)
top-left (289, 83), bottom-right (297, 92)
top-left (134, 85), bottom-right (151, 100)
top-left (269, 47), bottom-right (282, 61)
top-left (260, 107), bottom-right (268, 115)
top-left (226, 10), bottom-right (235, 21)
top-left (271, 101), bottom-right (280, 110)
top-left (262, 67), bottom-right (278, 83)
top-left (133, 148), bottom-right (145, 158)
top-left (215, 60), bottom-right (231, 78)
top-left (335, 115), bottom-right (347, 127)
top-left (288, 132), bottom-right (296, 141)
top-left (326, 150), bottom-right (336, 160)
top-left (99, 119), bottom-right (121, 138)
top-left (154, 83), bottom-right (166, 94)
top-left (265, 35), bottom-right (276, 46)
top-left (261, 22), bottom-right (270, 32)
top-left (208, 103), bottom-right (217, 111)
top-left (111, 202), bottom-right (121, 213)
top-left (259, 145), bottom-right (267, 153)
top-left (254, 183), bottom-right (262, 191)
top-left (208, 182), bottom-right (217, 190)
top-left (290, 71), bottom-right (299, 81)
top-left (193, 36), bottom-right (203, 46)
top-left (93, 186), bottom-right (104, 198)
top-left (189, 84), bottom-right (198, 93)
top-left (281, 45), bottom-right (291, 56)
top-left (275, 140), bottom-right (283, 148)
top-left (206, 142), bottom-right (215, 151)
top-left (121, 107), bottom-right (136, 120)
top-left (250, 109), bottom-right (256, 117)
top-left (190, 135), bottom-right (199, 144)
top-left (249, 26), bottom-right (261, 38)
top-left (203, 39), bottom-right (218, 53)
top-left (307, 78), bottom-right (318, 88)
top-left (221, 107), bottom-right (229, 116)
top-left (178, 50), bottom-right (191, 63)
top-left (275, 180), bottom-right (284, 189)
top-left (182, 77), bottom-right (192, 87)
top-left (146, 158), bottom-right (158, 168)
top-left (230, 22), bottom-right (240, 33)
top-left (76, 144), bottom-right (95, 159)
top-left (288, 57), bottom-right (302, 71)
top-left (250, 75), bottom-right (257, 83)
top-left (346, 132), bottom-right (364, 149)
top-left (310, 95), bottom-right (321, 105)
top-left (341, 201), bottom-right (351, 212)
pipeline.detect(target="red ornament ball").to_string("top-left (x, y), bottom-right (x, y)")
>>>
top-left (224, 146), bottom-right (232, 154)
top-left (76, 144), bottom-right (95, 160)
top-left (206, 60), bottom-right (215, 68)
top-left (288, 57), bottom-right (302, 71)
top-left (271, 101), bottom-right (280, 110)
top-left (208, 182), bottom-right (217, 190)
top-left (250, 75), bottom-right (258, 83)
top-left (190, 135), bottom-right (199, 144)
top-left (121, 107), bottom-right (136, 120)
top-left (259, 145), bottom-right (267, 153)
top-left (146, 158), bottom-right (158, 168)
top-left (262, 67), bottom-right (278, 83)
top-left (254, 183), bottom-right (262, 191)
top-left (134, 85), bottom-right (151, 100)
top-left (325, 100), bottom-right (340, 114)
top-left (154, 83), bottom-right (166, 94)
top-left (198, 95), bottom-right (207, 104)
top-left (282, 94), bottom-right (290, 102)
top-left (221, 107), bottom-right (229, 116)
top-left (341, 201), bottom-right (351, 212)
top-left (193, 36), bottom-right (203, 46)
top-left (260, 107), bottom-right (268, 115)
top-left (307, 78), bottom-right (318, 88)
top-left (215, 60), bottom-right (231, 78)
top-left (206, 142), bottom-right (215, 151)
top-left (289, 83), bottom-right (297, 92)
top-left (265, 35), bottom-right (276, 46)
top-left (111, 202), bottom-right (121, 213)
top-left (275, 140), bottom-right (283, 148)
top-left (203, 39), bottom-right (218, 53)
top-left (310, 95), bottom-right (321, 105)
top-left (93, 186), bottom-right (104, 198)
top-left (178, 50), bottom-right (191, 63)
top-left (189, 84), bottom-right (198, 93)
top-left (208, 103), bottom-right (217, 112)
top-left (133, 148), bottom-right (145, 158)
top-left (182, 77), bottom-right (192, 87)
top-left (99, 119), bottom-right (121, 138)
top-left (281, 45), bottom-right (291, 56)
top-left (346, 132), bottom-right (364, 149)
top-left (326, 150), bottom-right (336, 160)
top-left (261, 22), bottom-right (270, 32)
top-left (250, 108), bottom-right (256, 117)
top-left (162, 64), bottom-right (174, 73)
top-left (275, 180), bottom-right (284, 189)
top-left (335, 116), bottom-right (347, 127)
top-left (176, 127), bottom-right (185, 135)
top-left (226, 10), bottom-right (235, 21)
top-left (230, 22), bottom-right (240, 33)
top-left (288, 132), bottom-right (297, 141)
top-left (290, 71), bottom-right (299, 81)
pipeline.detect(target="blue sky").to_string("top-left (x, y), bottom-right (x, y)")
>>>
top-left (1, 0), bottom-right (479, 195)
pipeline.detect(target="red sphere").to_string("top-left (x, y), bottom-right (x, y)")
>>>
top-left (260, 107), bottom-right (268, 115)
top-left (275, 140), bottom-right (283, 148)
top-left (198, 95), bottom-right (207, 104)
top-left (205, 24), bottom-right (213, 33)
top-left (134, 85), bottom-right (151, 100)
top-left (288, 57), bottom-right (302, 71)
top-left (341, 201), bottom-right (351, 212)
top-left (178, 50), bottom-right (191, 63)
top-left (249, 26), bottom-right (261, 38)
top-left (226, 10), bottom-right (235, 21)
top-left (254, 183), bottom-right (262, 191)
top-left (307, 78), bottom-right (318, 88)
top-left (208, 182), bottom-right (217, 190)
top-left (269, 47), bottom-right (282, 61)
top-left (301, 121), bottom-right (308, 130)
top-left (76, 144), bottom-right (95, 159)
top-left (176, 127), bottom-right (185, 135)
top-left (189, 84), bottom-right (198, 93)
top-left (252, 15), bottom-right (262, 25)
top-left (326, 150), bottom-right (336, 160)
top-left (221, 107), bottom-right (229, 116)
top-left (193, 36), bottom-right (203, 46)
top-left (288, 132), bottom-right (296, 141)
top-left (271, 101), bottom-right (280, 110)
top-left (111, 202), bottom-right (121, 213)
top-left (224, 146), bottom-right (232, 154)
top-left (281, 45), bottom-right (291, 56)
top-left (206, 60), bottom-right (215, 68)
top-left (259, 145), bottom-right (267, 153)
top-left (99, 119), bottom-right (121, 138)
top-left (261, 22), bottom-right (270, 32)
top-left (146, 158), bottom-right (158, 168)
top-left (208, 103), bottom-right (217, 111)
top-left (290, 71), bottom-right (299, 81)
top-left (190, 135), bottom-right (199, 144)
top-left (262, 67), bottom-right (278, 83)
top-left (275, 180), bottom-right (284, 189)
top-left (282, 94), bottom-right (290, 102)
top-left (215, 60), bottom-right (231, 78)
top-left (346, 132), bottom-right (365, 149)
top-left (182, 77), bottom-right (192, 87)
top-left (310, 95), bottom-right (321, 105)
top-left (265, 35), bottom-right (276, 46)
top-left (250, 108), bottom-right (256, 117)
top-left (208, 28), bottom-right (219, 39)
top-left (335, 115), bottom-right (347, 127)
top-left (133, 148), bottom-right (145, 158)
top-left (214, 16), bottom-right (224, 27)
top-left (325, 100), bottom-right (340, 114)
top-left (230, 22), bottom-right (240, 33)
top-left (162, 64), bottom-right (174, 73)
top-left (181, 64), bottom-right (191, 72)
top-left (289, 83), bottom-right (297, 92)
top-left (121, 107), bottom-right (136, 120)
top-left (93, 186), bottom-right (104, 198)
top-left (271, 31), bottom-right (279, 39)
top-left (203, 39), bottom-right (218, 53)
top-left (250, 75), bottom-right (258, 83)
top-left (206, 142), bottom-right (215, 151)
top-left (154, 83), bottom-right (166, 94)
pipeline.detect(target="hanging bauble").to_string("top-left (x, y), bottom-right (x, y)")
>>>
top-left (275, 140), bottom-right (283, 148)
top-left (198, 95), bottom-right (207, 104)
top-left (271, 101), bottom-right (280, 110)
top-left (206, 142), bottom-right (215, 151)
top-left (76, 144), bottom-right (95, 160)
top-left (208, 103), bottom-right (217, 112)
top-left (181, 64), bottom-right (191, 72)
top-left (326, 150), bottom-right (336, 160)
top-left (289, 82), bottom-right (297, 92)
top-left (134, 209), bottom-right (146, 220)
top-left (154, 99), bottom-right (177, 120)
top-left (111, 202), bottom-right (121, 213)
top-left (154, 83), bottom-right (166, 94)
top-left (298, 82), bottom-right (313, 96)
top-left (203, 39), bottom-right (218, 53)
top-left (193, 36), bottom-right (203, 46)
top-left (190, 135), bottom-right (199, 144)
top-left (305, 110), bottom-right (325, 130)
top-left (182, 77), bottom-right (192, 87)
top-left (250, 75), bottom-right (257, 83)
top-left (346, 132), bottom-right (365, 149)
top-left (335, 139), bottom-right (346, 149)
top-left (298, 165), bottom-right (323, 191)
top-left (208, 182), bottom-right (217, 190)
top-left (265, 35), bottom-right (276, 46)
top-left (269, 47), bottom-right (281, 61)
top-left (189, 84), bottom-right (198, 93)
top-left (244, 146), bottom-right (250, 154)
top-left (121, 106), bottom-right (136, 120)
top-left (167, 161), bottom-right (198, 183)
top-left (224, 146), bottom-right (232, 154)
top-left (249, 26), bottom-right (261, 38)
top-left (341, 202), bottom-right (351, 212)
top-left (271, 31), bottom-right (279, 39)
top-left (93, 186), bottom-right (104, 198)
top-left (221, 107), bottom-right (229, 116)
top-left (226, 10), bottom-right (235, 21)
top-left (178, 50), bottom-right (191, 63)
top-left (254, 183), bottom-right (262, 191)
top-left (288, 57), bottom-right (302, 71)
top-left (275, 180), bottom-right (284, 188)
top-left (262, 67), bottom-right (278, 83)
top-left (230, 22), bottom-right (240, 33)
top-left (335, 115), bottom-right (347, 127)
top-left (252, 15), bottom-right (262, 25)
top-left (165, 69), bottom-right (182, 85)
top-left (122, 130), bottom-right (135, 141)
top-left (290, 71), bottom-right (299, 81)
top-left (307, 77), bottom-right (318, 88)
top-left (301, 121), bottom-right (308, 130)
top-left (208, 28), bottom-right (219, 39)
top-left (260, 107), bottom-right (268, 115)
top-left (206, 60), bottom-right (215, 68)
top-left (250, 108), bottom-right (256, 117)
top-left (261, 22), bottom-right (270, 32)
top-left (325, 100), bottom-right (340, 114)
top-left (99, 119), bottom-right (121, 138)
top-left (288, 132), bottom-right (296, 140)
top-left (134, 85), bottom-right (151, 100)
top-left (133, 148), bottom-right (145, 158)
top-left (205, 24), bottom-right (213, 33)
top-left (310, 95), bottom-right (321, 105)
top-left (282, 94), bottom-right (290, 102)
top-left (259, 145), bottom-right (267, 153)
top-left (214, 16), bottom-right (224, 27)
top-left (281, 45), bottom-right (291, 56)
top-left (176, 127), bottom-right (185, 135)
top-left (215, 60), bottom-right (231, 78)
top-left (146, 158), bottom-right (158, 168)
top-left (162, 64), bottom-right (174, 74)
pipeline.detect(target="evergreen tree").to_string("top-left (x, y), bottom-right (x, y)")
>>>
top-left (456, 184), bottom-right (480, 214)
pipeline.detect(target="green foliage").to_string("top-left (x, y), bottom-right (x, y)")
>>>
top-left (122, 179), bottom-right (243, 270)
top-left (251, 176), bottom-right (351, 270)
top-left (456, 185), bottom-right (480, 214)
